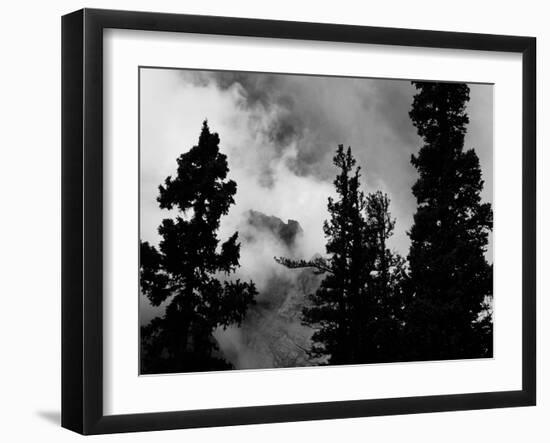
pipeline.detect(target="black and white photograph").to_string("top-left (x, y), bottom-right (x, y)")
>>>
top-left (139, 68), bottom-right (494, 375)
top-left (1, 0), bottom-right (544, 439)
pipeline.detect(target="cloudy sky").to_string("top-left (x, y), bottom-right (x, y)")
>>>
top-left (139, 67), bottom-right (493, 367)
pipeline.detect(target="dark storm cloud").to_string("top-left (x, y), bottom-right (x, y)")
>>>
top-left (266, 113), bottom-right (301, 148)
top-left (213, 71), bottom-right (279, 108)
top-left (205, 72), bottom-right (419, 177)
top-left (184, 70), bottom-right (352, 181)
top-left (369, 81), bottom-right (421, 148)
top-left (212, 71), bottom-right (340, 179)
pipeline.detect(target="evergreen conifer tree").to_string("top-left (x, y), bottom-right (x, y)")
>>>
top-left (405, 82), bottom-right (493, 360)
top-left (276, 145), bottom-right (404, 364)
top-left (140, 121), bottom-right (257, 374)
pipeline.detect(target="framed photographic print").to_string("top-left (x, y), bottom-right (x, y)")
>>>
top-left (61, 8), bottom-right (536, 435)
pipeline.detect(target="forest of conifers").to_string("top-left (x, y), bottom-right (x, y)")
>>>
top-left (139, 81), bottom-right (493, 374)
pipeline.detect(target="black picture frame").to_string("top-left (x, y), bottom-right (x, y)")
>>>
top-left (61, 8), bottom-right (536, 435)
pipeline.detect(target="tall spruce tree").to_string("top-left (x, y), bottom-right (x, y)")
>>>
top-left (405, 82), bottom-right (493, 361)
top-left (276, 145), bottom-right (404, 364)
top-left (140, 121), bottom-right (257, 374)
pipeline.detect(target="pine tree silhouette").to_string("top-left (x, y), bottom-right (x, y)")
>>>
top-left (404, 82), bottom-right (493, 361)
top-left (140, 121), bottom-right (257, 374)
top-left (276, 145), bottom-right (404, 365)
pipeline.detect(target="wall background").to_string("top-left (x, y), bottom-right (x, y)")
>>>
top-left (0, 0), bottom-right (546, 441)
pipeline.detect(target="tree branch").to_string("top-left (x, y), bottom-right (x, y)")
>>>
top-left (274, 256), bottom-right (333, 275)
